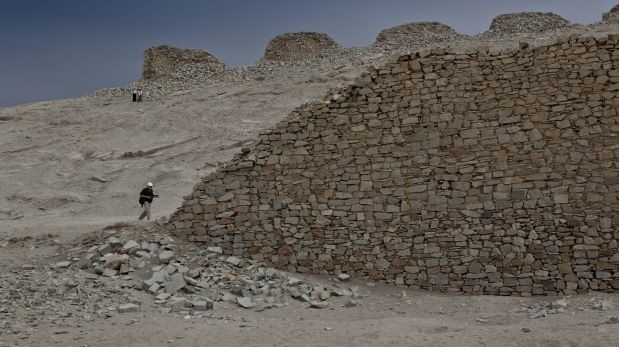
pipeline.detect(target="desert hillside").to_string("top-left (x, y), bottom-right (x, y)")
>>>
top-left (2, 13), bottom-right (619, 239)
top-left (1, 6), bottom-right (619, 346)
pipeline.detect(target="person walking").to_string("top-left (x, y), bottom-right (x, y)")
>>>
top-left (137, 89), bottom-right (144, 102)
top-left (132, 89), bottom-right (137, 102)
top-left (138, 182), bottom-right (157, 220)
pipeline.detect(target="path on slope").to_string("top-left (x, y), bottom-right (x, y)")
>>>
top-left (0, 65), bottom-right (363, 240)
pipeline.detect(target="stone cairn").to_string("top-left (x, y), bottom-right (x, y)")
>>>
top-left (260, 32), bottom-right (341, 62)
top-left (603, 4), bottom-right (619, 22)
top-left (480, 12), bottom-right (572, 38)
top-left (167, 33), bottom-right (619, 296)
top-left (372, 22), bottom-right (464, 51)
top-left (142, 45), bottom-right (226, 80)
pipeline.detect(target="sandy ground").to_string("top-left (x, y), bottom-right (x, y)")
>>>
top-left (2, 21), bottom-right (619, 347)
top-left (12, 292), bottom-right (619, 347)
top-left (0, 64), bottom-right (365, 243)
top-left (0, 232), bottom-right (617, 347)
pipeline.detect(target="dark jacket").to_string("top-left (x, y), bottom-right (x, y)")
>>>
top-left (139, 187), bottom-right (154, 205)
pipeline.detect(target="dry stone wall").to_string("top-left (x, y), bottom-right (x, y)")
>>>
top-left (142, 45), bottom-right (225, 80)
top-left (167, 34), bottom-right (619, 296)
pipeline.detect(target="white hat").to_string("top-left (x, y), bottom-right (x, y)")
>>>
top-left (147, 182), bottom-right (153, 187)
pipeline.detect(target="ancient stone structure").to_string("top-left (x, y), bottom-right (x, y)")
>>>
top-left (167, 34), bottom-right (619, 296)
top-left (486, 12), bottom-right (571, 36)
top-left (373, 22), bottom-right (463, 50)
top-left (142, 45), bottom-right (225, 80)
top-left (261, 32), bottom-right (341, 62)
top-left (603, 5), bottom-right (619, 22)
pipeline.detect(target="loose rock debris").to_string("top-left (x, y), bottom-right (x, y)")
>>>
top-left (78, 230), bottom-right (359, 313)
top-left (0, 228), bottom-right (362, 341)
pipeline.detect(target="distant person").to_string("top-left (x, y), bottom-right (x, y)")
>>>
top-left (132, 89), bottom-right (137, 102)
top-left (137, 89), bottom-right (144, 102)
top-left (138, 182), bottom-right (158, 221)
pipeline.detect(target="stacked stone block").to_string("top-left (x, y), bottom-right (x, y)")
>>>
top-left (167, 34), bottom-right (619, 296)
top-left (142, 45), bottom-right (225, 80)
top-left (261, 32), bottom-right (341, 62)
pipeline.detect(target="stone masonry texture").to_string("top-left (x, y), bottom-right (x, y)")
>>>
top-left (142, 45), bottom-right (225, 80)
top-left (167, 34), bottom-right (619, 296)
top-left (261, 32), bottom-right (341, 62)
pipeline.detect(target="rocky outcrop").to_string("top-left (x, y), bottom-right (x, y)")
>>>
top-left (167, 33), bottom-right (619, 296)
top-left (261, 32), bottom-right (341, 62)
top-left (373, 22), bottom-right (463, 50)
top-left (142, 45), bottom-right (225, 80)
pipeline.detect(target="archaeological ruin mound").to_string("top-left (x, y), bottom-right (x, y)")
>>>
top-left (373, 22), bottom-right (463, 50)
top-left (603, 4), bottom-right (619, 22)
top-left (167, 34), bottom-right (619, 296)
top-left (485, 12), bottom-right (572, 36)
top-left (261, 32), bottom-right (341, 62)
top-left (142, 45), bottom-right (225, 80)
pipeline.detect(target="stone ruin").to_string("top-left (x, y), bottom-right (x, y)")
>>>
top-left (372, 22), bottom-right (463, 50)
top-left (260, 32), bottom-right (341, 62)
top-left (166, 33), bottom-right (619, 296)
top-left (142, 45), bottom-right (225, 80)
top-left (484, 12), bottom-right (572, 36)
top-left (603, 4), bottom-right (619, 22)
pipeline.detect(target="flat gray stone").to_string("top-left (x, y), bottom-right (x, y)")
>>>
top-left (144, 269), bottom-right (169, 286)
top-left (103, 268), bottom-right (118, 277)
top-left (343, 299), bottom-right (358, 308)
top-left (122, 240), bottom-right (140, 253)
top-left (103, 254), bottom-right (129, 270)
top-left (190, 301), bottom-right (213, 311)
top-left (159, 250), bottom-right (175, 264)
top-left (165, 273), bottom-right (186, 294)
top-left (287, 277), bottom-right (304, 286)
top-left (309, 301), bottom-right (330, 309)
top-left (237, 297), bottom-right (255, 309)
top-left (106, 236), bottom-right (122, 246)
top-left (55, 261), bottom-right (71, 269)
top-left (226, 256), bottom-right (241, 266)
top-left (207, 246), bottom-right (223, 254)
top-left (166, 297), bottom-right (188, 311)
top-left (337, 273), bottom-right (351, 282)
top-left (118, 303), bottom-right (140, 313)
top-left (156, 293), bottom-right (172, 300)
top-left (220, 292), bottom-right (237, 303)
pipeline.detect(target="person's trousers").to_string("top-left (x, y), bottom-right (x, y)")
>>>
top-left (138, 201), bottom-right (151, 220)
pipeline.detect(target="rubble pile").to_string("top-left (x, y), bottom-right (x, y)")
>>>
top-left (0, 259), bottom-right (144, 337)
top-left (79, 232), bottom-right (360, 313)
top-left (0, 228), bottom-right (364, 339)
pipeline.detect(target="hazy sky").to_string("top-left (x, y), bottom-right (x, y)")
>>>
top-left (0, 0), bottom-right (616, 107)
